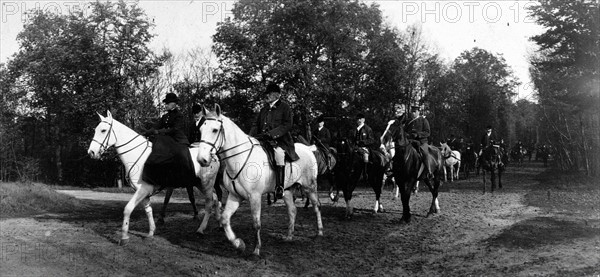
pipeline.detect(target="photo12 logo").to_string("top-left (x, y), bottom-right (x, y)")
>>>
top-left (2, 1), bottom-right (98, 23)
top-left (397, 1), bottom-right (538, 24)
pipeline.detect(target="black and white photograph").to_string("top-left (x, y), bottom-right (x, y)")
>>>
top-left (1, 0), bottom-right (598, 276)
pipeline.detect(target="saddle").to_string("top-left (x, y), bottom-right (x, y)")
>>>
top-left (256, 138), bottom-right (294, 170)
top-left (369, 148), bottom-right (389, 168)
top-left (313, 147), bottom-right (337, 175)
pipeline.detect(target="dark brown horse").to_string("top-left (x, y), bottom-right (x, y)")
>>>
top-left (384, 117), bottom-right (443, 223)
top-left (334, 137), bottom-right (389, 219)
top-left (479, 145), bottom-right (505, 193)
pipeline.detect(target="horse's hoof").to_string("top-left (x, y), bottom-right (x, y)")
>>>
top-left (399, 216), bottom-right (411, 224)
top-left (247, 253), bottom-right (261, 261)
top-left (118, 238), bottom-right (129, 246)
top-left (234, 238), bottom-right (246, 252)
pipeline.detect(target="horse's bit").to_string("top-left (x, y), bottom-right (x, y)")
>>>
top-left (92, 119), bottom-right (150, 180)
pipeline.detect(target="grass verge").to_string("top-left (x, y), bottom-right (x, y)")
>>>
top-left (0, 182), bottom-right (87, 218)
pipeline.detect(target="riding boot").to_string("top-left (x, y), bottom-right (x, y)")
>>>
top-left (275, 166), bottom-right (285, 200)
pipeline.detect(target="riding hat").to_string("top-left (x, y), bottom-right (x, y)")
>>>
top-left (486, 125), bottom-right (492, 130)
top-left (410, 105), bottom-right (420, 111)
top-left (316, 116), bottom-right (325, 123)
top-left (356, 113), bottom-right (365, 119)
top-left (192, 103), bottom-right (202, 114)
top-left (163, 93), bottom-right (179, 104)
top-left (265, 83), bottom-right (281, 95)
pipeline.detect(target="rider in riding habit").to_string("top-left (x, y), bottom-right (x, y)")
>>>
top-left (250, 83), bottom-right (299, 200)
top-left (350, 113), bottom-right (375, 163)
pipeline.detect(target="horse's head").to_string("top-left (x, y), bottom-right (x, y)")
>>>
top-left (88, 111), bottom-right (117, 159)
top-left (197, 104), bottom-right (225, 166)
top-left (440, 142), bottom-right (451, 157)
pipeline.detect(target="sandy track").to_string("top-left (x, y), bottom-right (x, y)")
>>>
top-left (2, 162), bottom-right (599, 276)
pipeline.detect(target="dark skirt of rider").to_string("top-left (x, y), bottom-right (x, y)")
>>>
top-left (142, 135), bottom-right (197, 188)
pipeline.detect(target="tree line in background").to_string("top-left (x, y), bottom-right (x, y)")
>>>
top-left (0, 0), bottom-right (597, 185)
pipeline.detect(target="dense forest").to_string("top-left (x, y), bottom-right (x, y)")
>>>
top-left (1, 0), bottom-right (598, 185)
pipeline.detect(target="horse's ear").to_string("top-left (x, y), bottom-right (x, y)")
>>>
top-left (202, 105), bottom-right (209, 116)
top-left (106, 110), bottom-right (113, 120)
top-left (214, 104), bottom-right (222, 116)
top-left (96, 111), bottom-right (104, 120)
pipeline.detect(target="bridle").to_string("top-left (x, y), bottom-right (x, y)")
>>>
top-left (92, 119), bottom-right (150, 180)
top-left (199, 117), bottom-right (259, 196)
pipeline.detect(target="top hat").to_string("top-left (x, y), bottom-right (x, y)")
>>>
top-left (163, 93), bottom-right (179, 104)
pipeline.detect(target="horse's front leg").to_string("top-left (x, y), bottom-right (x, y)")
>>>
top-left (306, 186), bottom-right (324, 237)
top-left (248, 193), bottom-right (263, 257)
top-left (120, 184), bottom-right (153, 245)
top-left (186, 185), bottom-right (200, 220)
top-left (371, 168), bottom-right (385, 213)
top-left (399, 182), bottom-right (413, 223)
top-left (491, 167), bottom-right (496, 192)
top-left (282, 190), bottom-right (297, 241)
top-left (196, 184), bottom-right (215, 235)
top-left (158, 187), bottom-right (174, 225)
top-left (424, 178), bottom-right (440, 216)
top-left (482, 169), bottom-right (487, 194)
top-left (142, 196), bottom-right (156, 237)
top-left (498, 169), bottom-right (503, 189)
top-left (221, 194), bottom-right (244, 253)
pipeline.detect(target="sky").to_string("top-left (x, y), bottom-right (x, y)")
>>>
top-left (0, 0), bottom-right (545, 101)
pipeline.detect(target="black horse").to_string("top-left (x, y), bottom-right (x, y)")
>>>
top-left (333, 137), bottom-right (389, 219)
top-left (158, 168), bottom-right (224, 225)
top-left (461, 143), bottom-right (478, 180)
top-left (384, 117), bottom-right (443, 223)
top-left (479, 145), bottom-right (505, 193)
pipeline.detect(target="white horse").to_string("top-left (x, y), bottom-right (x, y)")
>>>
top-left (87, 111), bottom-right (221, 245)
top-left (440, 142), bottom-right (461, 182)
top-left (196, 105), bottom-right (323, 258)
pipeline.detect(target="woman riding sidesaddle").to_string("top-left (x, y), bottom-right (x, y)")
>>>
top-left (141, 93), bottom-right (196, 188)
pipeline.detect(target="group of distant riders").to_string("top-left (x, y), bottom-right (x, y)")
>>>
top-left (139, 83), bottom-right (550, 201)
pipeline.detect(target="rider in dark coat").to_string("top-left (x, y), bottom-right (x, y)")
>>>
top-left (250, 83), bottom-right (298, 200)
top-left (349, 113), bottom-right (375, 163)
top-left (188, 104), bottom-right (205, 144)
top-left (312, 116), bottom-right (331, 149)
top-left (405, 105), bottom-right (431, 176)
top-left (480, 125), bottom-right (494, 155)
top-left (349, 113), bottom-right (375, 149)
top-left (143, 93), bottom-right (194, 188)
top-left (312, 116), bottom-right (332, 169)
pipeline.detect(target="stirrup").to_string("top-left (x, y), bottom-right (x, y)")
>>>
top-left (275, 186), bottom-right (284, 199)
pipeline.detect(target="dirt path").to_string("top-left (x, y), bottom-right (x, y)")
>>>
top-left (1, 162), bottom-right (599, 276)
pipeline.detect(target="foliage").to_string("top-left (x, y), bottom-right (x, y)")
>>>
top-left (211, 0), bottom-right (409, 135)
top-left (4, 0), bottom-right (164, 184)
top-left (529, 0), bottom-right (600, 175)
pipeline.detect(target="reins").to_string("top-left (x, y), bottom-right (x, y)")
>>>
top-left (94, 119), bottom-right (151, 182)
top-left (200, 117), bottom-right (259, 197)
